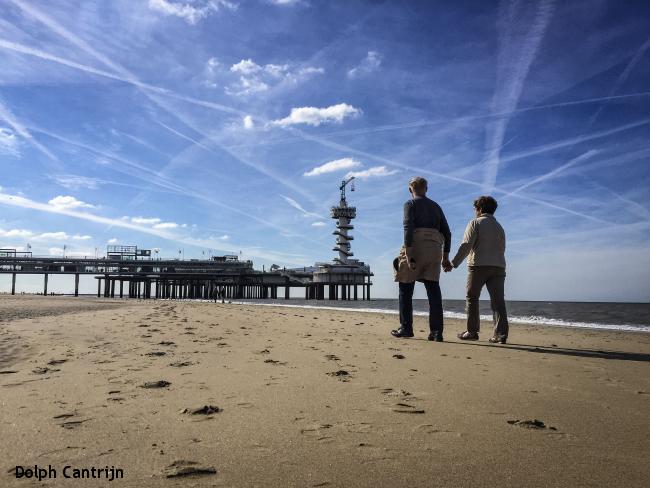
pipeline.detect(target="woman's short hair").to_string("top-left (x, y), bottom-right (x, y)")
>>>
top-left (408, 176), bottom-right (428, 195)
top-left (473, 195), bottom-right (498, 214)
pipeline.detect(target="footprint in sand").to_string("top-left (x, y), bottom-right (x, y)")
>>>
top-left (180, 405), bottom-right (222, 415)
top-left (141, 380), bottom-right (171, 389)
top-left (32, 366), bottom-right (60, 375)
top-left (507, 419), bottom-right (557, 430)
top-left (264, 359), bottom-right (287, 365)
top-left (60, 419), bottom-right (91, 429)
top-left (169, 361), bottom-right (193, 368)
top-left (163, 460), bottom-right (217, 478)
top-left (392, 403), bottom-right (425, 414)
top-left (327, 370), bottom-right (351, 381)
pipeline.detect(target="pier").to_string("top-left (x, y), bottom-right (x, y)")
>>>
top-left (0, 180), bottom-right (373, 301)
top-left (0, 253), bottom-right (372, 301)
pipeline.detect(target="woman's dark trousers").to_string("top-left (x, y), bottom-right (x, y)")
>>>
top-left (398, 280), bottom-right (443, 334)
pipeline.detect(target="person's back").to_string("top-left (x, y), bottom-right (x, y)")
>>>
top-left (450, 196), bottom-right (509, 344)
top-left (463, 214), bottom-right (506, 268)
top-left (404, 196), bottom-right (450, 242)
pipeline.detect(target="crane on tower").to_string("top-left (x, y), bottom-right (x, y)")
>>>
top-left (339, 176), bottom-right (355, 204)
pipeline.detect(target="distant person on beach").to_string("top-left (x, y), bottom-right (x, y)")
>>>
top-left (392, 176), bottom-right (452, 342)
top-left (448, 195), bottom-right (509, 344)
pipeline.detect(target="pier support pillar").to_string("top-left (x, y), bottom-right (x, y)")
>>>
top-left (366, 284), bottom-right (370, 300)
top-left (341, 285), bottom-right (346, 301)
top-left (111, 279), bottom-right (116, 298)
top-left (74, 273), bottom-right (79, 297)
top-left (11, 273), bottom-right (16, 295)
top-left (44, 273), bottom-right (49, 296)
top-left (285, 286), bottom-right (290, 300)
top-left (120, 280), bottom-right (124, 299)
top-left (97, 278), bottom-right (101, 297)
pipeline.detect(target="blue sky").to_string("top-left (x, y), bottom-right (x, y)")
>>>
top-left (0, 0), bottom-right (649, 301)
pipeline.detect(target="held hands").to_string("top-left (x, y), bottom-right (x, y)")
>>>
top-left (442, 258), bottom-right (453, 273)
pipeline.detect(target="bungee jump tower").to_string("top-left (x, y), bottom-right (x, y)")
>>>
top-left (310, 177), bottom-right (373, 300)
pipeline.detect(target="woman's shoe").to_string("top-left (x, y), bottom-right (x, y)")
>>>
top-left (457, 331), bottom-right (479, 340)
top-left (489, 336), bottom-right (507, 344)
top-left (391, 328), bottom-right (414, 338)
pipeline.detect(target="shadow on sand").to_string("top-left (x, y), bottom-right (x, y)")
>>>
top-left (446, 341), bottom-right (650, 363)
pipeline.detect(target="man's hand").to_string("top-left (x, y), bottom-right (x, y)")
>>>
top-left (405, 247), bottom-right (416, 270)
top-left (442, 252), bottom-right (452, 273)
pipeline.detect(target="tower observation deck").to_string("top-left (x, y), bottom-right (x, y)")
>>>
top-left (331, 176), bottom-right (356, 263)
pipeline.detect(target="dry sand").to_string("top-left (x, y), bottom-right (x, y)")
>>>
top-left (1, 295), bottom-right (649, 487)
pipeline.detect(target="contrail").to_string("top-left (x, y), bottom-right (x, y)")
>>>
top-left (0, 38), bottom-right (244, 116)
top-left (0, 98), bottom-right (59, 163)
top-left (483, 0), bottom-right (555, 192)
top-left (502, 150), bottom-right (599, 198)
top-left (30, 125), bottom-right (303, 236)
top-left (588, 36), bottom-right (650, 126)
top-left (499, 117), bottom-right (650, 168)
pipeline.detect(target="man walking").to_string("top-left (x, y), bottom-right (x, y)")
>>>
top-left (450, 196), bottom-right (509, 344)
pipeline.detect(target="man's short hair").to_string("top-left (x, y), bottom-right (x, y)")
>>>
top-left (408, 176), bottom-right (428, 195)
top-left (473, 195), bottom-right (498, 214)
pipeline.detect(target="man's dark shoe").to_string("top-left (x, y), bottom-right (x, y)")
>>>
top-left (489, 336), bottom-right (507, 344)
top-left (428, 332), bottom-right (444, 342)
top-left (391, 328), bottom-right (414, 338)
top-left (457, 331), bottom-right (479, 341)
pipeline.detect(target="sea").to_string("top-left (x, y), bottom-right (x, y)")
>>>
top-left (232, 298), bottom-right (650, 333)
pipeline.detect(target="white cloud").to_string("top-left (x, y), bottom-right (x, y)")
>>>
top-left (51, 175), bottom-right (100, 190)
top-left (108, 238), bottom-right (118, 244)
top-left (153, 222), bottom-right (179, 229)
top-left (273, 103), bottom-right (361, 127)
top-left (311, 221), bottom-right (327, 227)
top-left (0, 228), bottom-right (93, 242)
top-left (130, 216), bottom-right (162, 225)
top-left (226, 58), bottom-right (323, 96)
top-left (345, 165), bottom-right (398, 179)
top-left (347, 51), bottom-right (383, 79)
top-left (148, 0), bottom-right (236, 25)
top-left (48, 195), bottom-right (94, 209)
top-left (270, 0), bottom-right (301, 5)
top-left (230, 59), bottom-right (261, 75)
top-left (228, 76), bottom-right (269, 96)
top-left (202, 57), bottom-right (220, 88)
top-left (243, 115), bottom-right (254, 129)
top-left (0, 228), bottom-right (33, 238)
top-left (0, 127), bottom-right (20, 156)
top-left (38, 232), bottom-right (69, 240)
top-left (304, 157), bottom-right (362, 177)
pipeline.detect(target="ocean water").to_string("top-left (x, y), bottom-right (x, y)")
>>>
top-left (232, 298), bottom-right (650, 333)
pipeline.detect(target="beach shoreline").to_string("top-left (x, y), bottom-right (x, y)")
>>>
top-left (1, 295), bottom-right (649, 487)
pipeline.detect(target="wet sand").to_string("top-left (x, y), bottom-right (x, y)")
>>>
top-left (1, 296), bottom-right (649, 487)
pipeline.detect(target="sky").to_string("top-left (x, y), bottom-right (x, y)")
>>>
top-left (0, 0), bottom-right (649, 301)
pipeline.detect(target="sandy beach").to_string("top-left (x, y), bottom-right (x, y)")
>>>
top-left (1, 295), bottom-right (648, 487)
